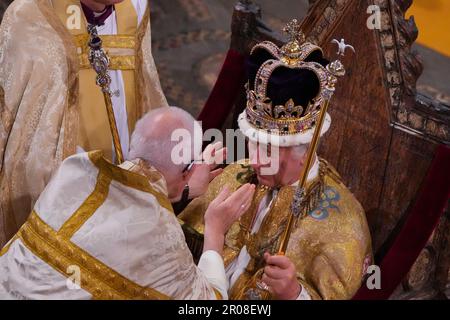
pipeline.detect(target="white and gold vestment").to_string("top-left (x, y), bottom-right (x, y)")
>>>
top-left (0, 0), bottom-right (168, 246)
top-left (0, 151), bottom-right (227, 300)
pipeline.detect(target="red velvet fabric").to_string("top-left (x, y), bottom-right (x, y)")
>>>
top-left (353, 144), bottom-right (450, 300)
top-left (197, 49), bottom-right (246, 130)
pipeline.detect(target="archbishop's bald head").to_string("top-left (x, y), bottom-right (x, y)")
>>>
top-left (128, 106), bottom-right (202, 174)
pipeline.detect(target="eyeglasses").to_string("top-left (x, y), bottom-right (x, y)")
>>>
top-left (182, 159), bottom-right (196, 175)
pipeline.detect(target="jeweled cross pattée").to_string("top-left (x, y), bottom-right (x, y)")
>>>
top-left (283, 19), bottom-right (305, 44)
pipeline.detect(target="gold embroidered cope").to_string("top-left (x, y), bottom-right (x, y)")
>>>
top-left (180, 159), bottom-right (373, 300)
top-left (1, 151), bottom-right (174, 300)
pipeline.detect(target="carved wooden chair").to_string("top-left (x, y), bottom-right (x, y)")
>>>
top-left (198, 0), bottom-right (449, 299)
top-left (1, 0), bottom-right (448, 299)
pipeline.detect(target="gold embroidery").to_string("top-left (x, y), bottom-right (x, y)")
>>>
top-left (228, 172), bottom-right (325, 299)
top-left (77, 54), bottom-right (135, 70)
top-left (73, 34), bottom-right (136, 49)
top-left (106, 48), bottom-right (136, 56)
top-left (232, 178), bottom-right (322, 267)
top-left (127, 159), bottom-right (165, 184)
top-left (58, 171), bottom-right (112, 239)
top-left (223, 247), bottom-right (239, 268)
top-left (35, 0), bottom-right (80, 160)
top-left (135, 5), bottom-right (150, 117)
top-left (58, 152), bottom-right (173, 240)
top-left (18, 211), bottom-right (170, 300)
top-left (182, 159), bottom-right (372, 300)
top-left (88, 151), bottom-right (174, 213)
top-left (74, 34), bottom-right (136, 70)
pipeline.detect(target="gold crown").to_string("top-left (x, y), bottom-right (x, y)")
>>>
top-left (245, 19), bottom-right (343, 136)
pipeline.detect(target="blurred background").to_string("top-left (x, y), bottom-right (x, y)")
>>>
top-left (150, 0), bottom-right (450, 116)
top-left (0, 0), bottom-right (449, 116)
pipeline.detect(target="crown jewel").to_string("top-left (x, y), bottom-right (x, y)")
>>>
top-left (244, 19), bottom-right (349, 136)
top-left (280, 19), bottom-right (306, 65)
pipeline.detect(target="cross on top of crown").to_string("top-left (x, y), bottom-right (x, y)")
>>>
top-left (283, 19), bottom-right (305, 43)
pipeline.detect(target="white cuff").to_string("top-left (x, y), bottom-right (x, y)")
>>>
top-left (296, 284), bottom-right (312, 300)
top-left (198, 250), bottom-right (229, 300)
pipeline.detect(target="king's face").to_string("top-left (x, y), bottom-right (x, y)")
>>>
top-left (247, 141), bottom-right (306, 188)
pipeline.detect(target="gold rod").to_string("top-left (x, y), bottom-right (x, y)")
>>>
top-left (88, 24), bottom-right (124, 164)
top-left (103, 94), bottom-right (124, 164)
top-left (277, 99), bottom-right (331, 255)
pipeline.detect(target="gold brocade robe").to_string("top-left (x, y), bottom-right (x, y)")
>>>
top-left (0, 151), bottom-right (220, 300)
top-left (180, 159), bottom-right (373, 300)
top-left (0, 0), bottom-right (168, 246)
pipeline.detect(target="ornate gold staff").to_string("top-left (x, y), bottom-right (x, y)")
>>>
top-left (276, 46), bottom-right (350, 256)
top-left (251, 37), bottom-right (352, 300)
top-left (278, 48), bottom-right (354, 255)
top-left (87, 24), bottom-right (124, 164)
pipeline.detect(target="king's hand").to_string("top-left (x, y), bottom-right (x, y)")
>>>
top-left (262, 252), bottom-right (302, 300)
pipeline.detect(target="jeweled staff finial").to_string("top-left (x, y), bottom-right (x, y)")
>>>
top-left (283, 19), bottom-right (305, 43)
top-left (325, 38), bottom-right (355, 79)
top-left (331, 38), bottom-right (355, 56)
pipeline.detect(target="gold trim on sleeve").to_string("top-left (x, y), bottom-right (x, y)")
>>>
top-left (17, 211), bottom-right (170, 300)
